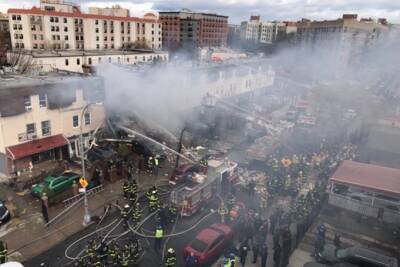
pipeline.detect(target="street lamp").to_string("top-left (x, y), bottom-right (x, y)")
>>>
top-left (80, 102), bottom-right (102, 226)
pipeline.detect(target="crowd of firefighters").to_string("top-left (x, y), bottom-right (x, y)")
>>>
top-left (216, 142), bottom-right (358, 267)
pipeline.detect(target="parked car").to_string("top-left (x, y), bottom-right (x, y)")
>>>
top-left (183, 223), bottom-right (233, 265)
top-left (321, 244), bottom-right (398, 267)
top-left (0, 200), bottom-right (11, 225)
top-left (31, 172), bottom-right (80, 198)
top-left (170, 164), bottom-right (203, 184)
top-left (304, 262), bottom-right (357, 267)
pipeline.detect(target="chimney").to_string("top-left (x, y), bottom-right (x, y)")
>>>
top-left (342, 14), bottom-right (358, 20)
top-left (250, 15), bottom-right (260, 22)
top-left (378, 18), bottom-right (387, 25)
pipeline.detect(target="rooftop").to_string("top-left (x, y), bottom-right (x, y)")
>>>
top-left (8, 7), bottom-right (158, 23)
top-left (330, 160), bottom-right (400, 197)
top-left (20, 49), bottom-right (168, 58)
top-left (0, 71), bottom-right (99, 90)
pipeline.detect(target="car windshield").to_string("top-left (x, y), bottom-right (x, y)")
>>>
top-left (190, 239), bottom-right (208, 252)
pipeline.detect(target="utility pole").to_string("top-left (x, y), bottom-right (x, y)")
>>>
top-left (80, 102), bottom-right (102, 226)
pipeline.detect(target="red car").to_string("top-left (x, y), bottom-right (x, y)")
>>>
top-left (184, 223), bottom-right (233, 265)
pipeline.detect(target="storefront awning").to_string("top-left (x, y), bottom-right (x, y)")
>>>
top-left (6, 134), bottom-right (69, 160)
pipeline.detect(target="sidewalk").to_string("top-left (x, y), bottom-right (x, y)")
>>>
top-left (3, 173), bottom-right (168, 262)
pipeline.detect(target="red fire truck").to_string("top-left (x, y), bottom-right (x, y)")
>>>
top-left (170, 159), bottom-right (238, 217)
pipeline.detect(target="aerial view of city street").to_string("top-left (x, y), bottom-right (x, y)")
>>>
top-left (0, 0), bottom-right (399, 266)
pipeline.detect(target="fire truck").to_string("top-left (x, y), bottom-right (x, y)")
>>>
top-left (170, 159), bottom-right (238, 217)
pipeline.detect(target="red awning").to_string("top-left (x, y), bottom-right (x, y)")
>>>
top-left (330, 160), bottom-right (400, 198)
top-left (6, 134), bottom-right (69, 160)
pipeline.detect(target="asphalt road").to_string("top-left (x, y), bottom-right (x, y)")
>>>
top-left (24, 192), bottom-right (231, 267)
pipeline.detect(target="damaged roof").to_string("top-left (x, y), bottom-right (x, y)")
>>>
top-left (331, 160), bottom-right (400, 197)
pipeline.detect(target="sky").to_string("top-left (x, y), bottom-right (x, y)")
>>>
top-left (0, 0), bottom-right (400, 24)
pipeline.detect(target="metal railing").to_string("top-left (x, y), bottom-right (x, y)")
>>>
top-left (62, 184), bottom-right (104, 207)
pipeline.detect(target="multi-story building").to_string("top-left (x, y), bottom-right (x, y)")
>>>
top-left (0, 12), bottom-right (11, 52)
top-left (240, 16), bottom-right (261, 42)
top-left (240, 16), bottom-right (293, 44)
top-left (0, 72), bottom-right (105, 176)
top-left (159, 10), bottom-right (228, 50)
top-left (0, 12), bottom-right (9, 33)
top-left (259, 21), bottom-right (286, 44)
top-left (9, 49), bottom-right (169, 73)
top-left (7, 0), bottom-right (162, 51)
top-left (296, 14), bottom-right (388, 43)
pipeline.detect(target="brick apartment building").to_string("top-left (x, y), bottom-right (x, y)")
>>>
top-left (159, 10), bottom-right (228, 50)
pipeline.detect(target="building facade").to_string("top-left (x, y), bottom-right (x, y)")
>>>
top-left (296, 14), bottom-right (388, 43)
top-left (7, 0), bottom-right (162, 51)
top-left (9, 50), bottom-right (169, 73)
top-left (0, 73), bottom-right (105, 176)
top-left (240, 16), bottom-right (261, 42)
top-left (159, 10), bottom-right (228, 50)
top-left (259, 21), bottom-right (286, 44)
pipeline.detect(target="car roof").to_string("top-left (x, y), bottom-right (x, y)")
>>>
top-left (347, 246), bottom-right (398, 266)
top-left (209, 223), bottom-right (231, 235)
top-left (196, 228), bottom-right (222, 245)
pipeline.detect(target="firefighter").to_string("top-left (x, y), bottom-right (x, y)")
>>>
top-left (122, 180), bottom-right (130, 198)
top-left (130, 179), bottom-right (138, 196)
top-left (98, 241), bottom-right (108, 264)
top-left (154, 225), bottom-right (164, 251)
top-left (85, 240), bottom-right (96, 260)
top-left (218, 202), bottom-right (228, 223)
top-left (132, 202), bottom-right (142, 225)
top-left (147, 157), bottom-right (154, 174)
top-left (92, 255), bottom-right (102, 267)
top-left (119, 250), bottom-right (131, 267)
top-left (121, 204), bottom-right (130, 222)
top-left (0, 241), bottom-right (7, 264)
top-left (148, 188), bottom-right (159, 212)
top-left (108, 242), bottom-right (119, 266)
top-left (131, 237), bottom-right (140, 263)
top-left (227, 193), bottom-right (236, 210)
top-left (168, 204), bottom-right (177, 223)
top-left (165, 247), bottom-right (177, 267)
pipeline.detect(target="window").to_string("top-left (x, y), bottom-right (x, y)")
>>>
top-left (96, 44), bottom-right (100, 49)
top-left (41, 120), bottom-right (50, 136)
top-left (33, 34), bottom-right (37, 40)
top-left (76, 58), bottom-right (80, 65)
top-left (63, 17), bottom-right (67, 23)
top-left (12, 15), bottom-right (16, 20)
top-left (96, 36), bottom-right (99, 41)
top-left (24, 96), bottom-right (32, 111)
top-left (65, 43), bottom-right (69, 49)
top-left (50, 17), bottom-right (54, 23)
top-left (88, 58), bottom-right (92, 65)
top-left (13, 24), bottom-right (17, 30)
top-left (72, 115), bottom-right (79, 127)
top-left (95, 20), bottom-right (98, 25)
top-left (65, 35), bottom-right (68, 40)
top-left (95, 28), bottom-right (99, 33)
top-left (55, 17), bottom-right (59, 23)
top-left (39, 93), bottom-right (47, 107)
top-left (65, 59), bottom-right (69, 66)
top-left (84, 112), bottom-right (91, 125)
top-left (26, 123), bottom-right (36, 135)
top-left (64, 26), bottom-right (68, 32)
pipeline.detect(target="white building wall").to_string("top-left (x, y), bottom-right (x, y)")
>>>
top-left (0, 89), bottom-right (105, 153)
